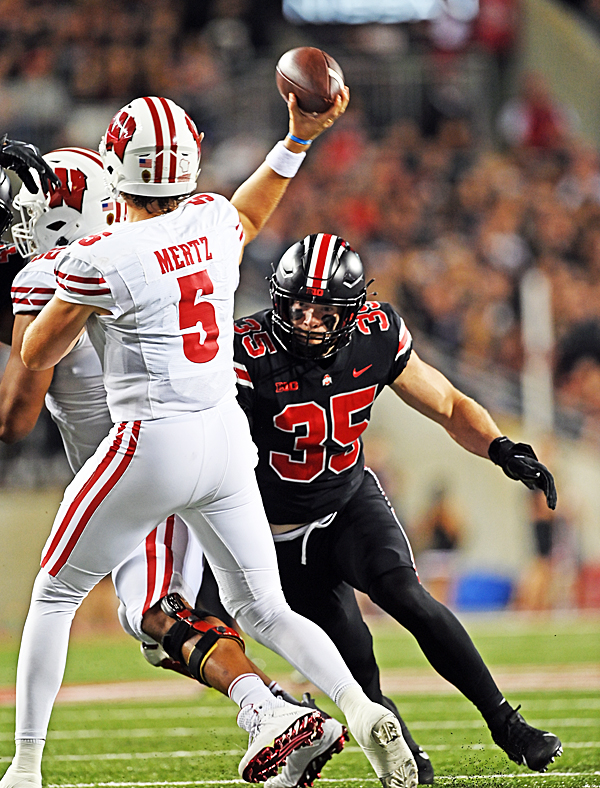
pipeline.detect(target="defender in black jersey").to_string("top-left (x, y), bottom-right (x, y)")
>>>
top-left (233, 234), bottom-right (561, 782)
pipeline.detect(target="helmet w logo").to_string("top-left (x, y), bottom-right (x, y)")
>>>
top-left (105, 110), bottom-right (136, 162)
top-left (48, 168), bottom-right (87, 212)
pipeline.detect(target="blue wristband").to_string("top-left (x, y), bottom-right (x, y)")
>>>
top-left (288, 134), bottom-right (312, 146)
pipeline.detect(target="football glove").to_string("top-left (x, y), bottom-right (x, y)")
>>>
top-left (488, 436), bottom-right (557, 510)
top-left (0, 134), bottom-right (61, 194)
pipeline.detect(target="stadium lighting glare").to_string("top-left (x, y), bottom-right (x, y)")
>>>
top-left (283, 0), bottom-right (479, 24)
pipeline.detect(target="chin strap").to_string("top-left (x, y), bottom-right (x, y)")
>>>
top-left (160, 593), bottom-right (245, 686)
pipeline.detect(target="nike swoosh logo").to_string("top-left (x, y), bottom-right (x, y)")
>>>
top-left (353, 365), bottom-right (372, 377)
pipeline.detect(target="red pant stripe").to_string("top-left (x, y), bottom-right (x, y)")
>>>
top-left (159, 515), bottom-right (175, 599)
top-left (45, 422), bottom-right (141, 576)
top-left (143, 528), bottom-right (158, 616)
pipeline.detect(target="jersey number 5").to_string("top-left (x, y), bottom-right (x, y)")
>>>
top-left (270, 386), bottom-right (378, 482)
top-left (178, 270), bottom-right (219, 363)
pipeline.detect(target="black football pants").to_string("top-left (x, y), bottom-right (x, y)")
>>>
top-left (273, 468), bottom-right (505, 722)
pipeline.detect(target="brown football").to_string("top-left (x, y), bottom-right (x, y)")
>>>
top-left (276, 47), bottom-right (345, 114)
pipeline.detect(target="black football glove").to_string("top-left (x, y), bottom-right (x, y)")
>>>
top-left (0, 134), bottom-right (61, 195)
top-left (488, 436), bottom-right (557, 510)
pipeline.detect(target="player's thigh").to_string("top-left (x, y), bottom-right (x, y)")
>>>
top-left (42, 421), bottom-right (195, 591)
top-left (180, 490), bottom-right (282, 618)
top-left (333, 468), bottom-right (417, 593)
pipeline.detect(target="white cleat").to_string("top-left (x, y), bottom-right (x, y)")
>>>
top-left (0, 765), bottom-right (41, 788)
top-left (238, 700), bottom-right (326, 783)
top-left (264, 717), bottom-right (348, 788)
top-left (352, 708), bottom-right (418, 788)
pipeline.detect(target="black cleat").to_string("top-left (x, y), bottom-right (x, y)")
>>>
top-left (411, 746), bottom-right (434, 785)
top-left (491, 705), bottom-right (562, 772)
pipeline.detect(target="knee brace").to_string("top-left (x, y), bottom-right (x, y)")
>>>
top-left (160, 593), bottom-right (245, 686)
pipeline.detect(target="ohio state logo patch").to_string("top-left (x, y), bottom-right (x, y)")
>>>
top-left (105, 111), bottom-right (136, 162)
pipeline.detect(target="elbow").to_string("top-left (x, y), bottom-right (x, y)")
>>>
top-left (21, 348), bottom-right (47, 371)
top-left (0, 420), bottom-right (30, 444)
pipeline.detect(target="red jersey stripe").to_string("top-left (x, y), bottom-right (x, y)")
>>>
top-left (45, 422), bottom-right (141, 576)
top-left (234, 366), bottom-right (251, 382)
top-left (11, 287), bottom-right (55, 294)
top-left (57, 280), bottom-right (111, 296)
top-left (55, 270), bottom-right (107, 285)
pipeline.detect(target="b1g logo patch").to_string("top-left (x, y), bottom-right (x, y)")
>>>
top-left (275, 380), bottom-right (299, 393)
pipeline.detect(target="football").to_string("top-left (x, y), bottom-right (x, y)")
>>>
top-left (276, 47), bottom-right (345, 114)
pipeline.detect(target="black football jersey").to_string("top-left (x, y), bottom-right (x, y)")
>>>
top-left (234, 301), bottom-right (412, 524)
top-left (0, 243), bottom-right (26, 345)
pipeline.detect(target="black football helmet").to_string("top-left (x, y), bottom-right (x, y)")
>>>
top-left (270, 233), bottom-right (366, 358)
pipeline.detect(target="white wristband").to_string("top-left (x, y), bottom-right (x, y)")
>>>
top-left (265, 140), bottom-right (306, 178)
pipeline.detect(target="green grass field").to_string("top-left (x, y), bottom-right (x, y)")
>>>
top-left (0, 613), bottom-right (598, 788)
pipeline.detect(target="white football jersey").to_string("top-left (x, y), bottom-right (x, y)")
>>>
top-left (11, 251), bottom-right (112, 472)
top-left (54, 193), bottom-right (244, 421)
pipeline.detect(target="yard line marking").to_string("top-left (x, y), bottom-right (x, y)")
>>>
top-left (0, 727), bottom-right (236, 741)
top-left (44, 773), bottom-right (600, 786)
top-left (3, 717), bottom-right (598, 740)
top-left (2, 741), bottom-right (598, 764)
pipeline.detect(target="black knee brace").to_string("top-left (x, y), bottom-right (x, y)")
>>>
top-left (160, 593), bottom-right (245, 686)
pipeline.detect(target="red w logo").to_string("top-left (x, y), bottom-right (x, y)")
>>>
top-left (48, 169), bottom-right (87, 212)
top-left (105, 110), bottom-right (136, 162)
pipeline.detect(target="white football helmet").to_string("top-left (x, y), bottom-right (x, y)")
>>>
top-left (12, 147), bottom-right (124, 258)
top-left (99, 96), bottom-right (202, 199)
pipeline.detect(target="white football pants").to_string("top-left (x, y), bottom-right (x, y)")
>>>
top-left (15, 398), bottom-right (356, 740)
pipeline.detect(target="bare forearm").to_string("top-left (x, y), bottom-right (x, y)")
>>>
top-left (442, 393), bottom-right (502, 458)
top-left (231, 163), bottom-right (292, 244)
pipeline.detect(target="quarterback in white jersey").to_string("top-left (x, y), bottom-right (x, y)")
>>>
top-left (6, 147), bottom-right (204, 639)
top-left (6, 92), bottom-right (419, 788)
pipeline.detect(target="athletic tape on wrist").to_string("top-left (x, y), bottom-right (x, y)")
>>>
top-left (265, 140), bottom-right (306, 178)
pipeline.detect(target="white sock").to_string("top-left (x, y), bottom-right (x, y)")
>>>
top-left (336, 684), bottom-right (379, 734)
top-left (228, 673), bottom-right (279, 708)
top-left (11, 740), bottom-right (44, 773)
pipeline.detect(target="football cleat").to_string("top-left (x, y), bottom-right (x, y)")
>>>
top-left (491, 705), bottom-right (562, 772)
top-left (0, 765), bottom-right (41, 788)
top-left (140, 641), bottom-right (192, 678)
top-left (263, 717), bottom-right (348, 788)
top-left (411, 747), bottom-right (434, 785)
top-left (237, 700), bottom-right (326, 783)
top-left (351, 708), bottom-right (418, 788)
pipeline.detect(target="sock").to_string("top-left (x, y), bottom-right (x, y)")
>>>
top-left (335, 683), bottom-right (377, 733)
top-left (11, 740), bottom-right (44, 773)
top-left (228, 673), bottom-right (280, 709)
top-left (485, 698), bottom-right (514, 729)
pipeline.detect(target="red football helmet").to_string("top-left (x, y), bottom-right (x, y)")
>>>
top-left (99, 96), bottom-right (202, 199)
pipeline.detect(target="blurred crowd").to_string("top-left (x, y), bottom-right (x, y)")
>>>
top-left (239, 74), bottom-right (600, 445)
top-left (2, 0), bottom-right (600, 448)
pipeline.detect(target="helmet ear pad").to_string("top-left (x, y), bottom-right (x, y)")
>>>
top-left (270, 233), bottom-right (366, 359)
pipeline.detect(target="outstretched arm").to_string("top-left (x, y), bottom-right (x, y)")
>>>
top-left (232, 90), bottom-right (349, 249)
top-left (390, 350), bottom-right (501, 457)
top-left (391, 351), bottom-right (556, 508)
top-left (0, 314), bottom-right (54, 443)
